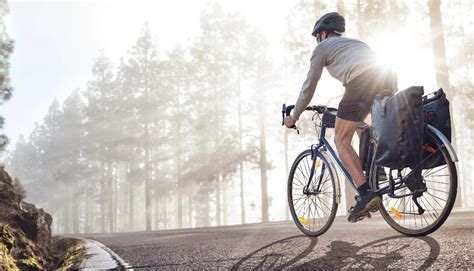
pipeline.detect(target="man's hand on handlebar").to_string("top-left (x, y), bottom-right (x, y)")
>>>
top-left (284, 115), bottom-right (297, 129)
top-left (282, 103), bottom-right (328, 132)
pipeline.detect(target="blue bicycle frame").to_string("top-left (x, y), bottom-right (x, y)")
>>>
top-left (305, 123), bottom-right (360, 194)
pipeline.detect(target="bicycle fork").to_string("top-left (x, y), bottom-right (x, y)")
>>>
top-left (304, 144), bottom-right (325, 195)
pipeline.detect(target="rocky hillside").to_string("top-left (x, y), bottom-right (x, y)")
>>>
top-left (0, 166), bottom-right (84, 270)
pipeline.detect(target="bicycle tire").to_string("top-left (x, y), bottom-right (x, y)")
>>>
top-left (372, 129), bottom-right (457, 236)
top-left (288, 149), bottom-right (338, 236)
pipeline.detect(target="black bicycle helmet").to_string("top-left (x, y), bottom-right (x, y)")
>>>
top-left (312, 12), bottom-right (345, 37)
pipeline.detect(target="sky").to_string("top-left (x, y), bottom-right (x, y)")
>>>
top-left (2, 0), bottom-right (291, 151)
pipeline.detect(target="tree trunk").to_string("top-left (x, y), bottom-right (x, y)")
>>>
top-left (72, 189), bottom-right (80, 233)
top-left (154, 189), bottom-right (160, 230)
top-left (213, 79), bottom-right (222, 227)
top-left (237, 57), bottom-right (246, 225)
top-left (428, 0), bottom-right (450, 91)
top-left (259, 118), bottom-right (269, 222)
top-left (100, 161), bottom-right (106, 233)
top-left (176, 77), bottom-right (183, 229)
top-left (205, 189), bottom-right (210, 227)
top-left (84, 178), bottom-right (92, 233)
top-left (63, 191), bottom-right (71, 233)
top-left (215, 174), bottom-right (221, 226)
top-left (256, 61), bottom-right (269, 222)
top-left (163, 197), bottom-right (167, 230)
top-left (177, 178), bottom-right (183, 229)
top-left (128, 176), bottom-right (134, 231)
top-left (428, 0), bottom-right (461, 207)
top-left (127, 140), bottom-right (134, 231)
top-left (144, 50), bottom-right (152, 230)
top-left (108, 162), bottom-right (114, 232)
top-left (355, 0), bottom-right (364, 39)
top-left (145, 123), bottom-right (152, 230)
top-left (283, 56), bottom-right (290, 221)
top-left (188, 193), bottom-right (193, 228)
top-left (113, 162), bottom-right (118, 232)
top-left (337, 0), bottom-right (345, 15)
top-left (222, 180), bottom-right (228, 225)
top-left (239, 161), bottom-right (245, 224)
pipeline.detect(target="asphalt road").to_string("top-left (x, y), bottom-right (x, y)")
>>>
top-left (79, 209), bottom-right (474, 270)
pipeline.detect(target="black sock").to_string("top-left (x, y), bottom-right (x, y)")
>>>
top-left (357, 182), bottom-right (369, 197)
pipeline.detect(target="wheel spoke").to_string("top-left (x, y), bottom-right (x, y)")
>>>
top-left (314, 195), bottom-right (331, 215)
top-left (424, 179), bottom-right (449, 185)
top-left (423, 166), bottom-right (447, 178)
top-left (419, 197), bottom-right (438, 221)
top-left (425, 192), bottom-right (447, 209)
top-left (426, 187), bottom-right (449, 194)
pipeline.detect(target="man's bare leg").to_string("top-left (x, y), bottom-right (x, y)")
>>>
top-left (336, 117), bottom-right (382, 221)
top-left (334, 117), bottom-right (365, 188)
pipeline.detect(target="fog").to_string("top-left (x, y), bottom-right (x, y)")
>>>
top-left (2, 0), bottom-right (473, 234)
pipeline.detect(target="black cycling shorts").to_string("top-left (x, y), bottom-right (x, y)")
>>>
top-left (337, 68), bottom-right (398, 122)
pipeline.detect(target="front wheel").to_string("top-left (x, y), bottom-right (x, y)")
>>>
top-left (288, 149), bottom-right (338, 236)
top-left (372, 130), bottom-right (457, 236)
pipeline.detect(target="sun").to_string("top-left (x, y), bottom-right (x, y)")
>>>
top-left (371, 31), bottom-right (434, 89)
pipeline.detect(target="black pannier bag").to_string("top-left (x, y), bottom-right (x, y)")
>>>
top-left (423, 88), bottom-right (451, 140)
top-left (371, 86), bottom-right (424, 169)
top-left (422, 88), bottom-right (451, 169)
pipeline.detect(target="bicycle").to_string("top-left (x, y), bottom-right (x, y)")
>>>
top-left (282, 95), bottom-right (458, 237)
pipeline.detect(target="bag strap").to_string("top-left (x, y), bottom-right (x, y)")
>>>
top-left (375, 90), bottom-right (393, 118)
top-left (379, 96), bottom-right (390, 118)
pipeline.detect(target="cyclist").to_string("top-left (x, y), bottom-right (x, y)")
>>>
top-left (284, 12), bottom-right (398, 222)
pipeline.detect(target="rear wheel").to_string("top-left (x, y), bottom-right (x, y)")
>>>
top-left (372, 130), bottom-right (457, 236)
top-left (288, 149), bottom-right (338, 236)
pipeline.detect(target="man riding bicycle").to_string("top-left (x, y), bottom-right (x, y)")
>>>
top-left (284, 12), bottom-right (398, 222)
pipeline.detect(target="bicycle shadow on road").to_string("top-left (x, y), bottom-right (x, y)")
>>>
top-left (231, 235), bottom-right (439, 270)
top-left (294, 235), bottom-right (440, 270)
top-left (230, 235), bottom-right (318, 270)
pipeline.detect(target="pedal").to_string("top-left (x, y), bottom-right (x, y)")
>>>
top-left (354, 212), bottom-right (371, 222)
top-left (369, 205), bottom-right (379, 213)
top-left (347, 209), bottom-right (371, 223)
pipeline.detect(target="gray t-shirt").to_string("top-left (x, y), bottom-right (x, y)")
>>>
top-left (293, 36), bottom-right (379, 120)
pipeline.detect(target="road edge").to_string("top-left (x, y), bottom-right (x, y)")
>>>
top-left (77, 238), bottom-right (132, 270)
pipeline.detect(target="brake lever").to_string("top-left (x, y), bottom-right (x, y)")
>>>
top-left (294, 126), bottom-right (300, 134)
top-left (281, 104), bottom-right (286, 126)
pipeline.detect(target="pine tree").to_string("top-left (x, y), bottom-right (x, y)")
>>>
top-left (251, 32), bottom-right (277, 223)
top-left (123, 23), bottom-right (167, 231)
top-left (83, 52), bottom-right (116, 232)
top-left (115, 59), bottom-right (142, 231)
top-left (60, 91), bottom-right (86, 233)
top-left (39, 100), bottom-right (69, 231)
top-left (0, 0), bottom-right (13, 149)
top-left (161, 45), bottom-right (193, 228)
top-left (190, 4), bottom-right (233, 226)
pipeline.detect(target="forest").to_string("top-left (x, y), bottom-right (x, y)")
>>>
top-left (3, 0), bottom-right (474, 234)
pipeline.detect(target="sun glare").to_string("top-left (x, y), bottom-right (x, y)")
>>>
top-left (372, 32), bottom-right (434, 89)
